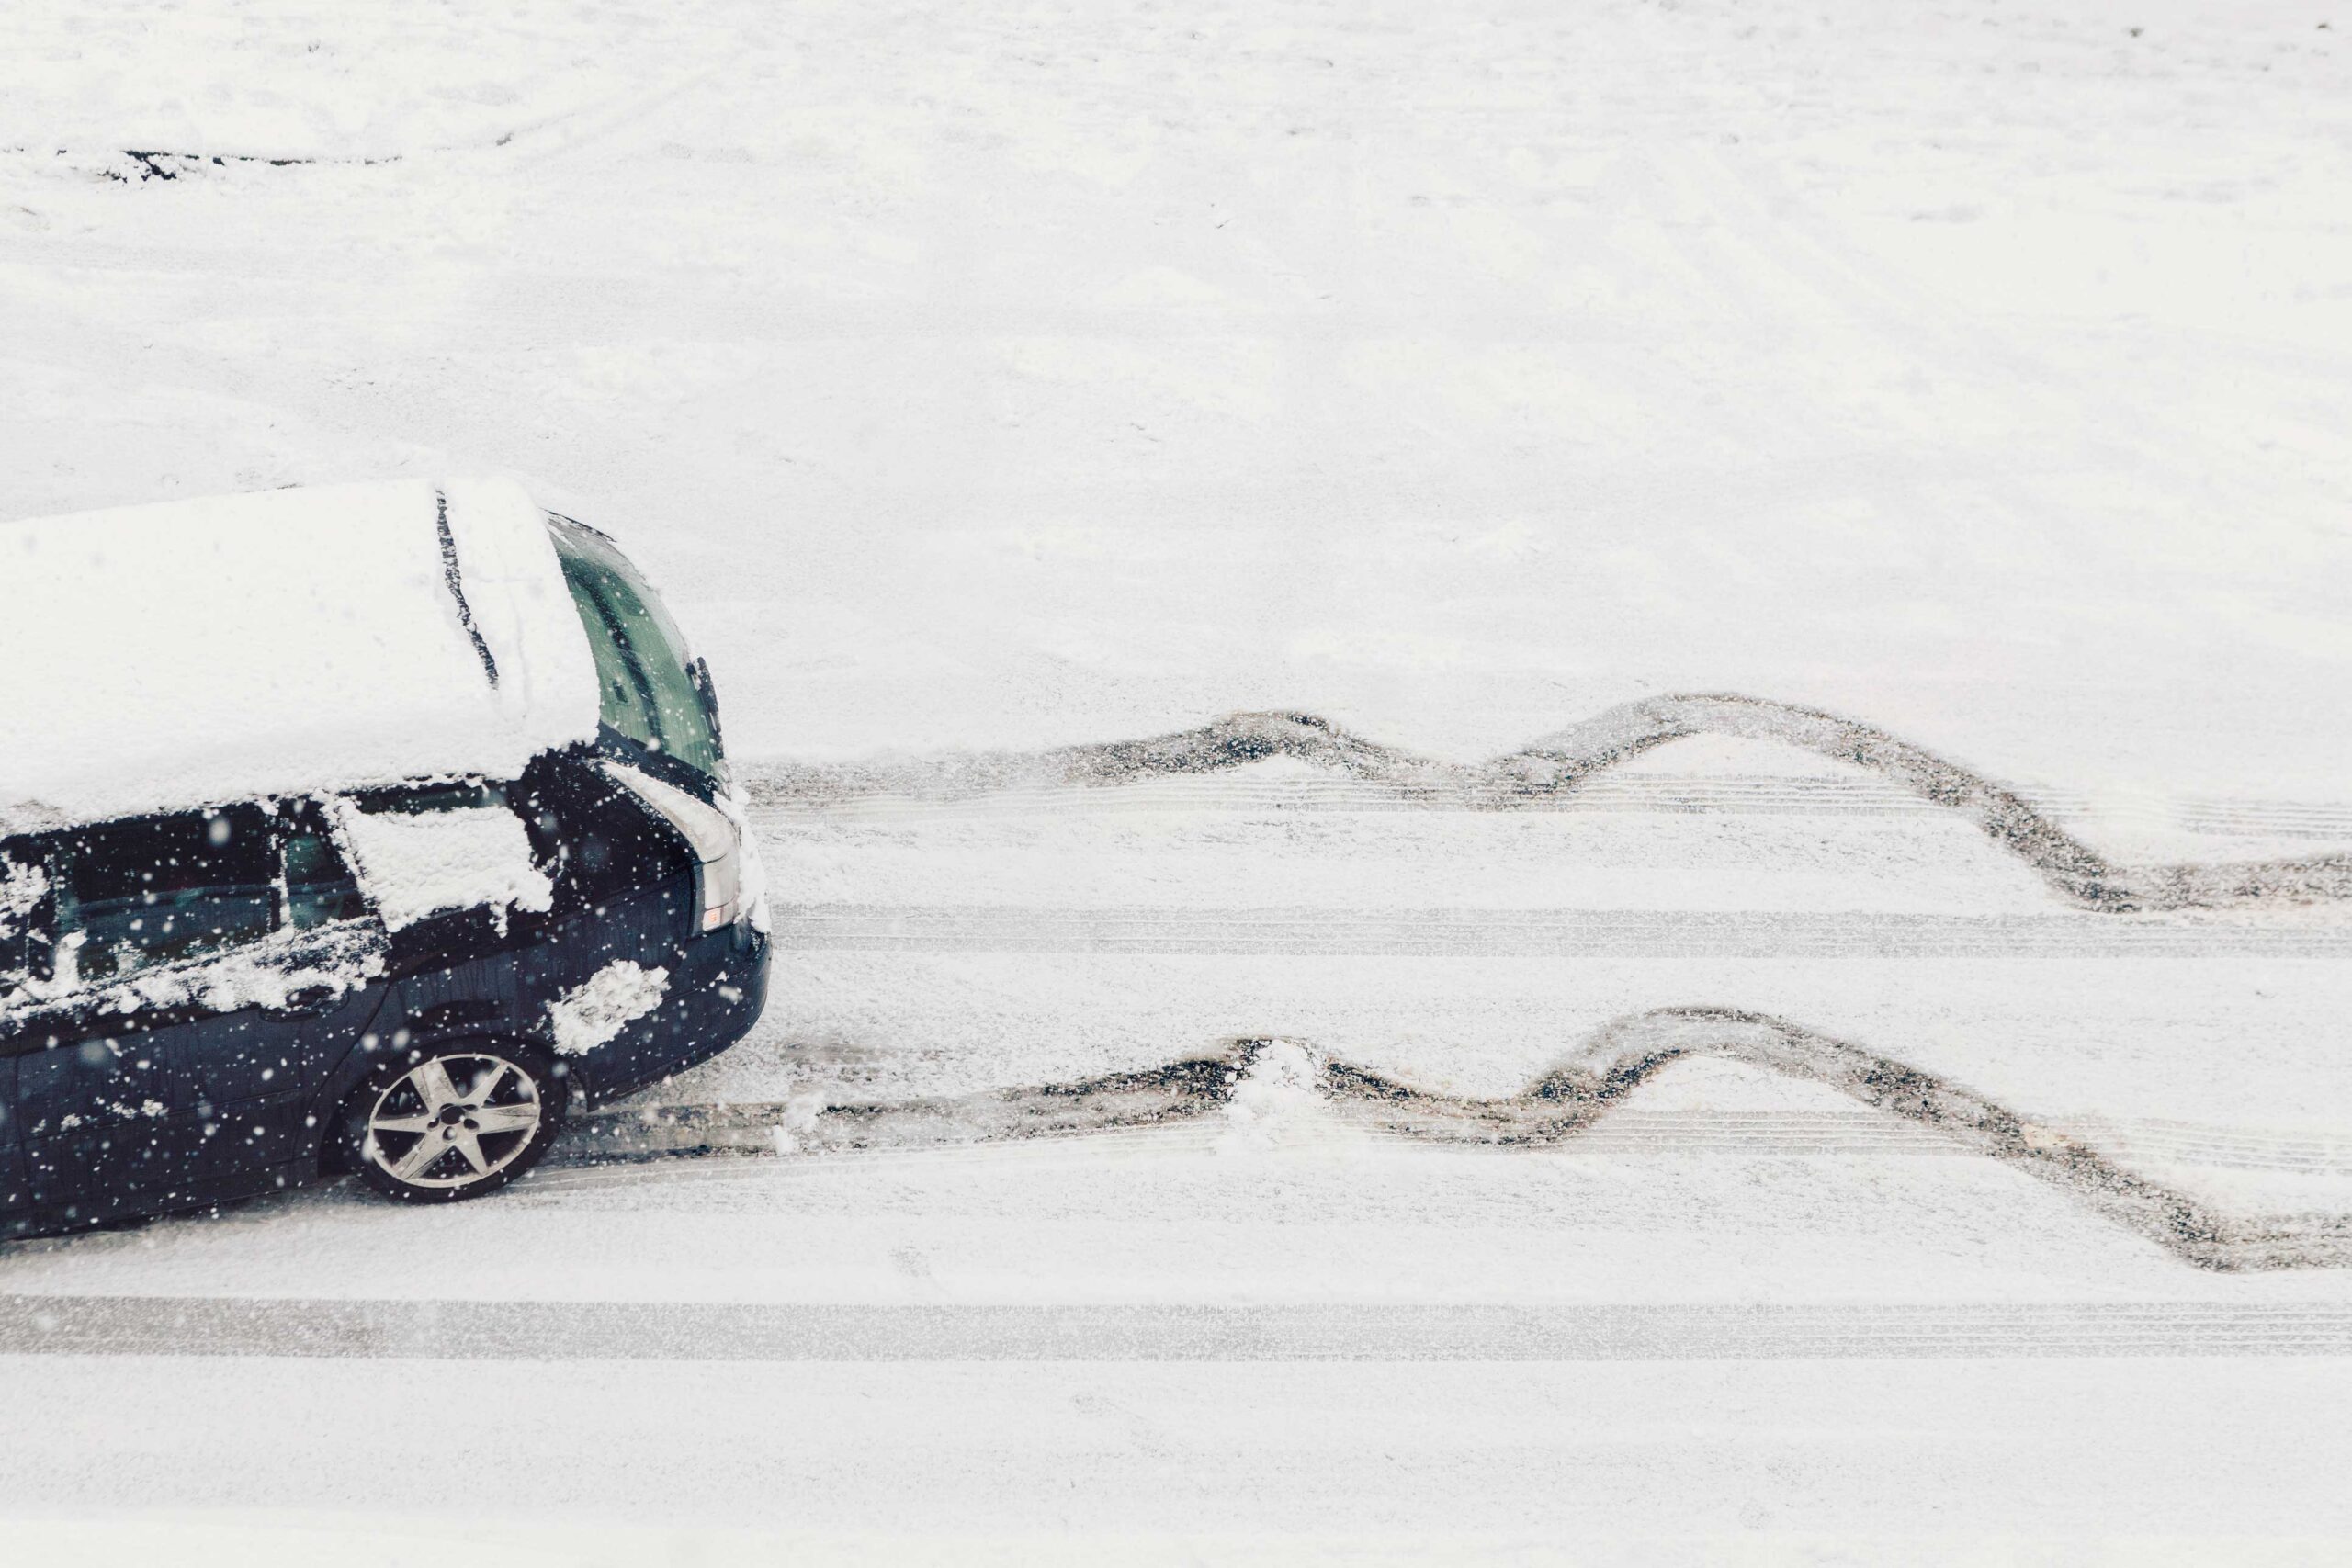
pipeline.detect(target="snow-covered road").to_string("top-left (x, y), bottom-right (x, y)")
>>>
top-left (6, 0), bottom-right (2352, 1558)
top-left (10, 1355), bottom-right (2352, 1564)
top-left (9, 1115), bottom-right (2352, 1561)
top-left (7, 750), bottom-right (2352, 1556)
top-left (9, 716), bottom-right (2352, 1560)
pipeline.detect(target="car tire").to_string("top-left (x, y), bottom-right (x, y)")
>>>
top-left (346, 1042), bottom-right (569, 1203)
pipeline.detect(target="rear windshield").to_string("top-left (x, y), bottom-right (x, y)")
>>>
top-left (548, 515), bottom-right (725, 783)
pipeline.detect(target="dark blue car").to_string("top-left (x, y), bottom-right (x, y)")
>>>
top-left (0, 482), bottom-right (770, 1235)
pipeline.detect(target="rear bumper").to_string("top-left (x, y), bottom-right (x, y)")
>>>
top-left (571, 919), bottom-right (770, 1108)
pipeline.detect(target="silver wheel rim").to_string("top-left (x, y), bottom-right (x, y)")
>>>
top-left (364, 1053), bottom-right (544, 1190)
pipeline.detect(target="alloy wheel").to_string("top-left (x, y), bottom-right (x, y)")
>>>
top-left (362, 1052), bottom-right (546, 1191)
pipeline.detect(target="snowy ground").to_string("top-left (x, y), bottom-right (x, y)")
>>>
top-left (5, 0), bottom-right (2350, 792)
top-left (6, 0), bottom-right (2352, 1562)
top-left (11, 1095), bottom-right (2352, 1562)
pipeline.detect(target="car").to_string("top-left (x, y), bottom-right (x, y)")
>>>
top-left (0, 479), bottom-right (769, 1236)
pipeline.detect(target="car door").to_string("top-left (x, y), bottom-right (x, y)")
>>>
top-left (259, 798), bottom-right (389, 1133)
top-left (10, 804), bottom-right (387, 1219)
top-left (12, 808), bottom-right (275, 1212)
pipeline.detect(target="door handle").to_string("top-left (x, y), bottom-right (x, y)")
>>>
top-left (263, 983), bottom-right (341, 1020)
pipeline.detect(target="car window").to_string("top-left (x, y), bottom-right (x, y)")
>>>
top-left (562, 554), bottom-right (665, 756)
top-left (49, 806), bottom-right (277, 986)
top-left (279, 800), bottom-right (368, 931)
top-left (347, 779), bottom-right (506, 816)
top-left (548, 517), bottom-right (725, 781)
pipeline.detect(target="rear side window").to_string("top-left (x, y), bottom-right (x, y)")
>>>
top-left (280, 801), bottom-right (368, 931)
top-left (5, 802), bottom-right (374, 997)
top-left (50, 806), bottom-right (277, 985)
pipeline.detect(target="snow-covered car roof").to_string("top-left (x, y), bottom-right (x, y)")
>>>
top-left (0, 478), bottom-right (600, 831)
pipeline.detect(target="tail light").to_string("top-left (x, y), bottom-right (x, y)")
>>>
top-left (603, 761), bottom-right (741, 932)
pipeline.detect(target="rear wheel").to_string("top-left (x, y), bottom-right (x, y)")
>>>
top-left (349, 1045), bottom-right (566, 1203)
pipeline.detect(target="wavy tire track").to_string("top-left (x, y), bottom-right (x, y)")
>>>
top-left (563, 1011), bottom-right (2352, 1273)
top-left (1317, 1008), bottom-right (2352, 1273)
top-left (745, 693), bottom-right (2352, 912)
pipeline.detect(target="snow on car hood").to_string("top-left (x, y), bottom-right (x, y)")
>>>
top-left (0, 477), bottom-right (601, 829)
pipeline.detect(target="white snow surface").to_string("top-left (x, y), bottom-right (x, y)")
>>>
top-left (327, 800), bottom-right (553, 932)
top-left (4, 2), bottom-right (2352, 1562)
top-left (0, 478), bottom-right (597, 828)
top-left (659, 768), bottom-right (2352, 1233)
top-left (548, 958), bottom-right (669, 1056)
top-left (3, 0), bottom-right (2346, 804)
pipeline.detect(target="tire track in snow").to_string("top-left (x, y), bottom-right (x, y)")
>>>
top-left (5, 1295), bottom-right (2350, 1362)
top-left (742, 694), bottom-right (2352, 913)
top-left (1314, 1010), bottom-right (2352, 1273)
top-left (768, 906), bottom-right (2352, 958)
top-left (560, 1095), bottom-right (2352, 1179)
top-left (562, 1016), bottom-right (2352, 1273)
top-left (566, 1051), bottom-right (1238, 1166)
top-left (765, 773), bottom-right (2352, 840)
